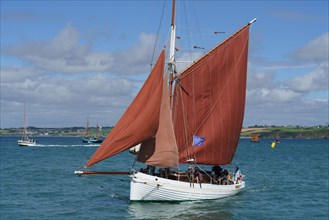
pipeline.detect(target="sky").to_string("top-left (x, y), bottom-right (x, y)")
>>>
top-left (1, 0), bottom-right (328, 128)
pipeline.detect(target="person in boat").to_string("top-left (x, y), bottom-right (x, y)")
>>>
top-left (212, 165), bottom-right (223, 184)
top-left (211, 165), bottom-right (227, 184)
top-left (194, 167), bottom-right (203, 184)
top-left (158, 168), bottom-right (163, 177)
top-left (221, 169), bottom-right (229, 185)
top-left (187, 167), bottom-right (193, 180)
top-left (212, 165), bottom-right (222, 177)
top-left (140, 165), bottom-right (156, 175)
top-left (164, 168), bottom-right (170, 178)
top-left (158, 168), bottom-right (170, 178)
top-left (147, 165), bottom-right (155, 175)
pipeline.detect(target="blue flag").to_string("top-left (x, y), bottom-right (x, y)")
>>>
top-left (192, 135), bottom-right (205, 146)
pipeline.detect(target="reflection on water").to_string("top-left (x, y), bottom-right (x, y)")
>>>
top-left (128, 198), bottom-right (236, 220)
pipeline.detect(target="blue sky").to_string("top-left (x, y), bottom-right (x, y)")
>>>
top-left (1, 0), bottom-right (328, 128)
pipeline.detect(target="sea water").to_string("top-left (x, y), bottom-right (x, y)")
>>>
top-left (1, 136), bottom-right (328, 219)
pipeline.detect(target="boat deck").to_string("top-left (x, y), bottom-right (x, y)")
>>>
top-left (139, 169), bottom-right (237, 186)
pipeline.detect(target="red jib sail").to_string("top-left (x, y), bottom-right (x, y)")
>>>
top-left (172, 25), bottom-right (250, 165)
top-left (137, 72), bottom-right (179, 168)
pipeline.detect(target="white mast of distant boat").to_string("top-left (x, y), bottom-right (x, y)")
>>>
top-left (17, 102), bottom-right (37, 146)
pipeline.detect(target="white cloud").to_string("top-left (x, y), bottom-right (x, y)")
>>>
top-left (1, 66), bottom-right (43, 82)
top-left (285, 62), bottom-right (329, 93)
top-left (247, 69), bottom-right (277, 90)
top-left (244, 97), bottom-right (328, 127)
top-left (292, 33), bottom-right (329, 62)
top-left (247, 87), bottom-right (301, 105)
top-left (6, 25), bottom-right (157, 75)
top-left (1, 73), bottom-right (138, 127)
top-left (7, 25), bottom-right (115, 74)
top-left (245, 65), bottom-right (302, 105)
top-left (111, 33), bottom-right (157, 74)
top-left (0, 24), bottom-right (160, 127)
top-left (242, 31), bottom-right (329, 126)
top-left (2, 74), bottom-right (135, 104)
top-left (2, 22), bottom-right (328, 128)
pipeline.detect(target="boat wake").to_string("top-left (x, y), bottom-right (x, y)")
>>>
top-left (32, 144), bottom-right (100, 148)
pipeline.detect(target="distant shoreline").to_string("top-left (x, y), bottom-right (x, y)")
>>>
top-left (1, 125), bottom-right (327, 139)
top-left (1, 135), bottom-right (327, 140)
top-left (240, 126), bottom-right (328, 139)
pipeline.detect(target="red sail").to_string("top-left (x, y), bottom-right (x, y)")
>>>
top-left (172, 25), bottom-right (250, 165)
top-left (137, 72), bottom-right (179, 168)
top-left (85, 51), bottom-right (165, 168)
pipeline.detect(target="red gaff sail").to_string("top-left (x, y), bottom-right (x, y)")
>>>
top-left (85, 51), bottom-right (165, 168)
top-left (172, 25), bottom-right (250, 165)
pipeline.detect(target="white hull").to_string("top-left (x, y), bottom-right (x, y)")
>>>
top-left (130, 172), bottom-right (244, 201)
top-left (17, 140), bottom-right (37, 146)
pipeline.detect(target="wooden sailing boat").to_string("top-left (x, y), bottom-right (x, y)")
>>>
top-left (82, 116), bottom-right (104, 144)
top-left (251, 134), bottom-right (260, 143)
top-left (75, 1), bottom-right (255, 201)
top-left (17, 103), bottom-right (37, 146)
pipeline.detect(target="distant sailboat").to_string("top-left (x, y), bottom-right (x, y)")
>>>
top-left (251, 134), bottom-right (260, 143)
top-left (75, 0), bottom-right (255, 201)
top-left (17, 103), bottom-right (37, 147)
top-left (82, 116), bottom-right (104, 144)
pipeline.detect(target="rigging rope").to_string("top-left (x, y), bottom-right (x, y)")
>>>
top-left (150, 1), bottom-right (166, 70)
